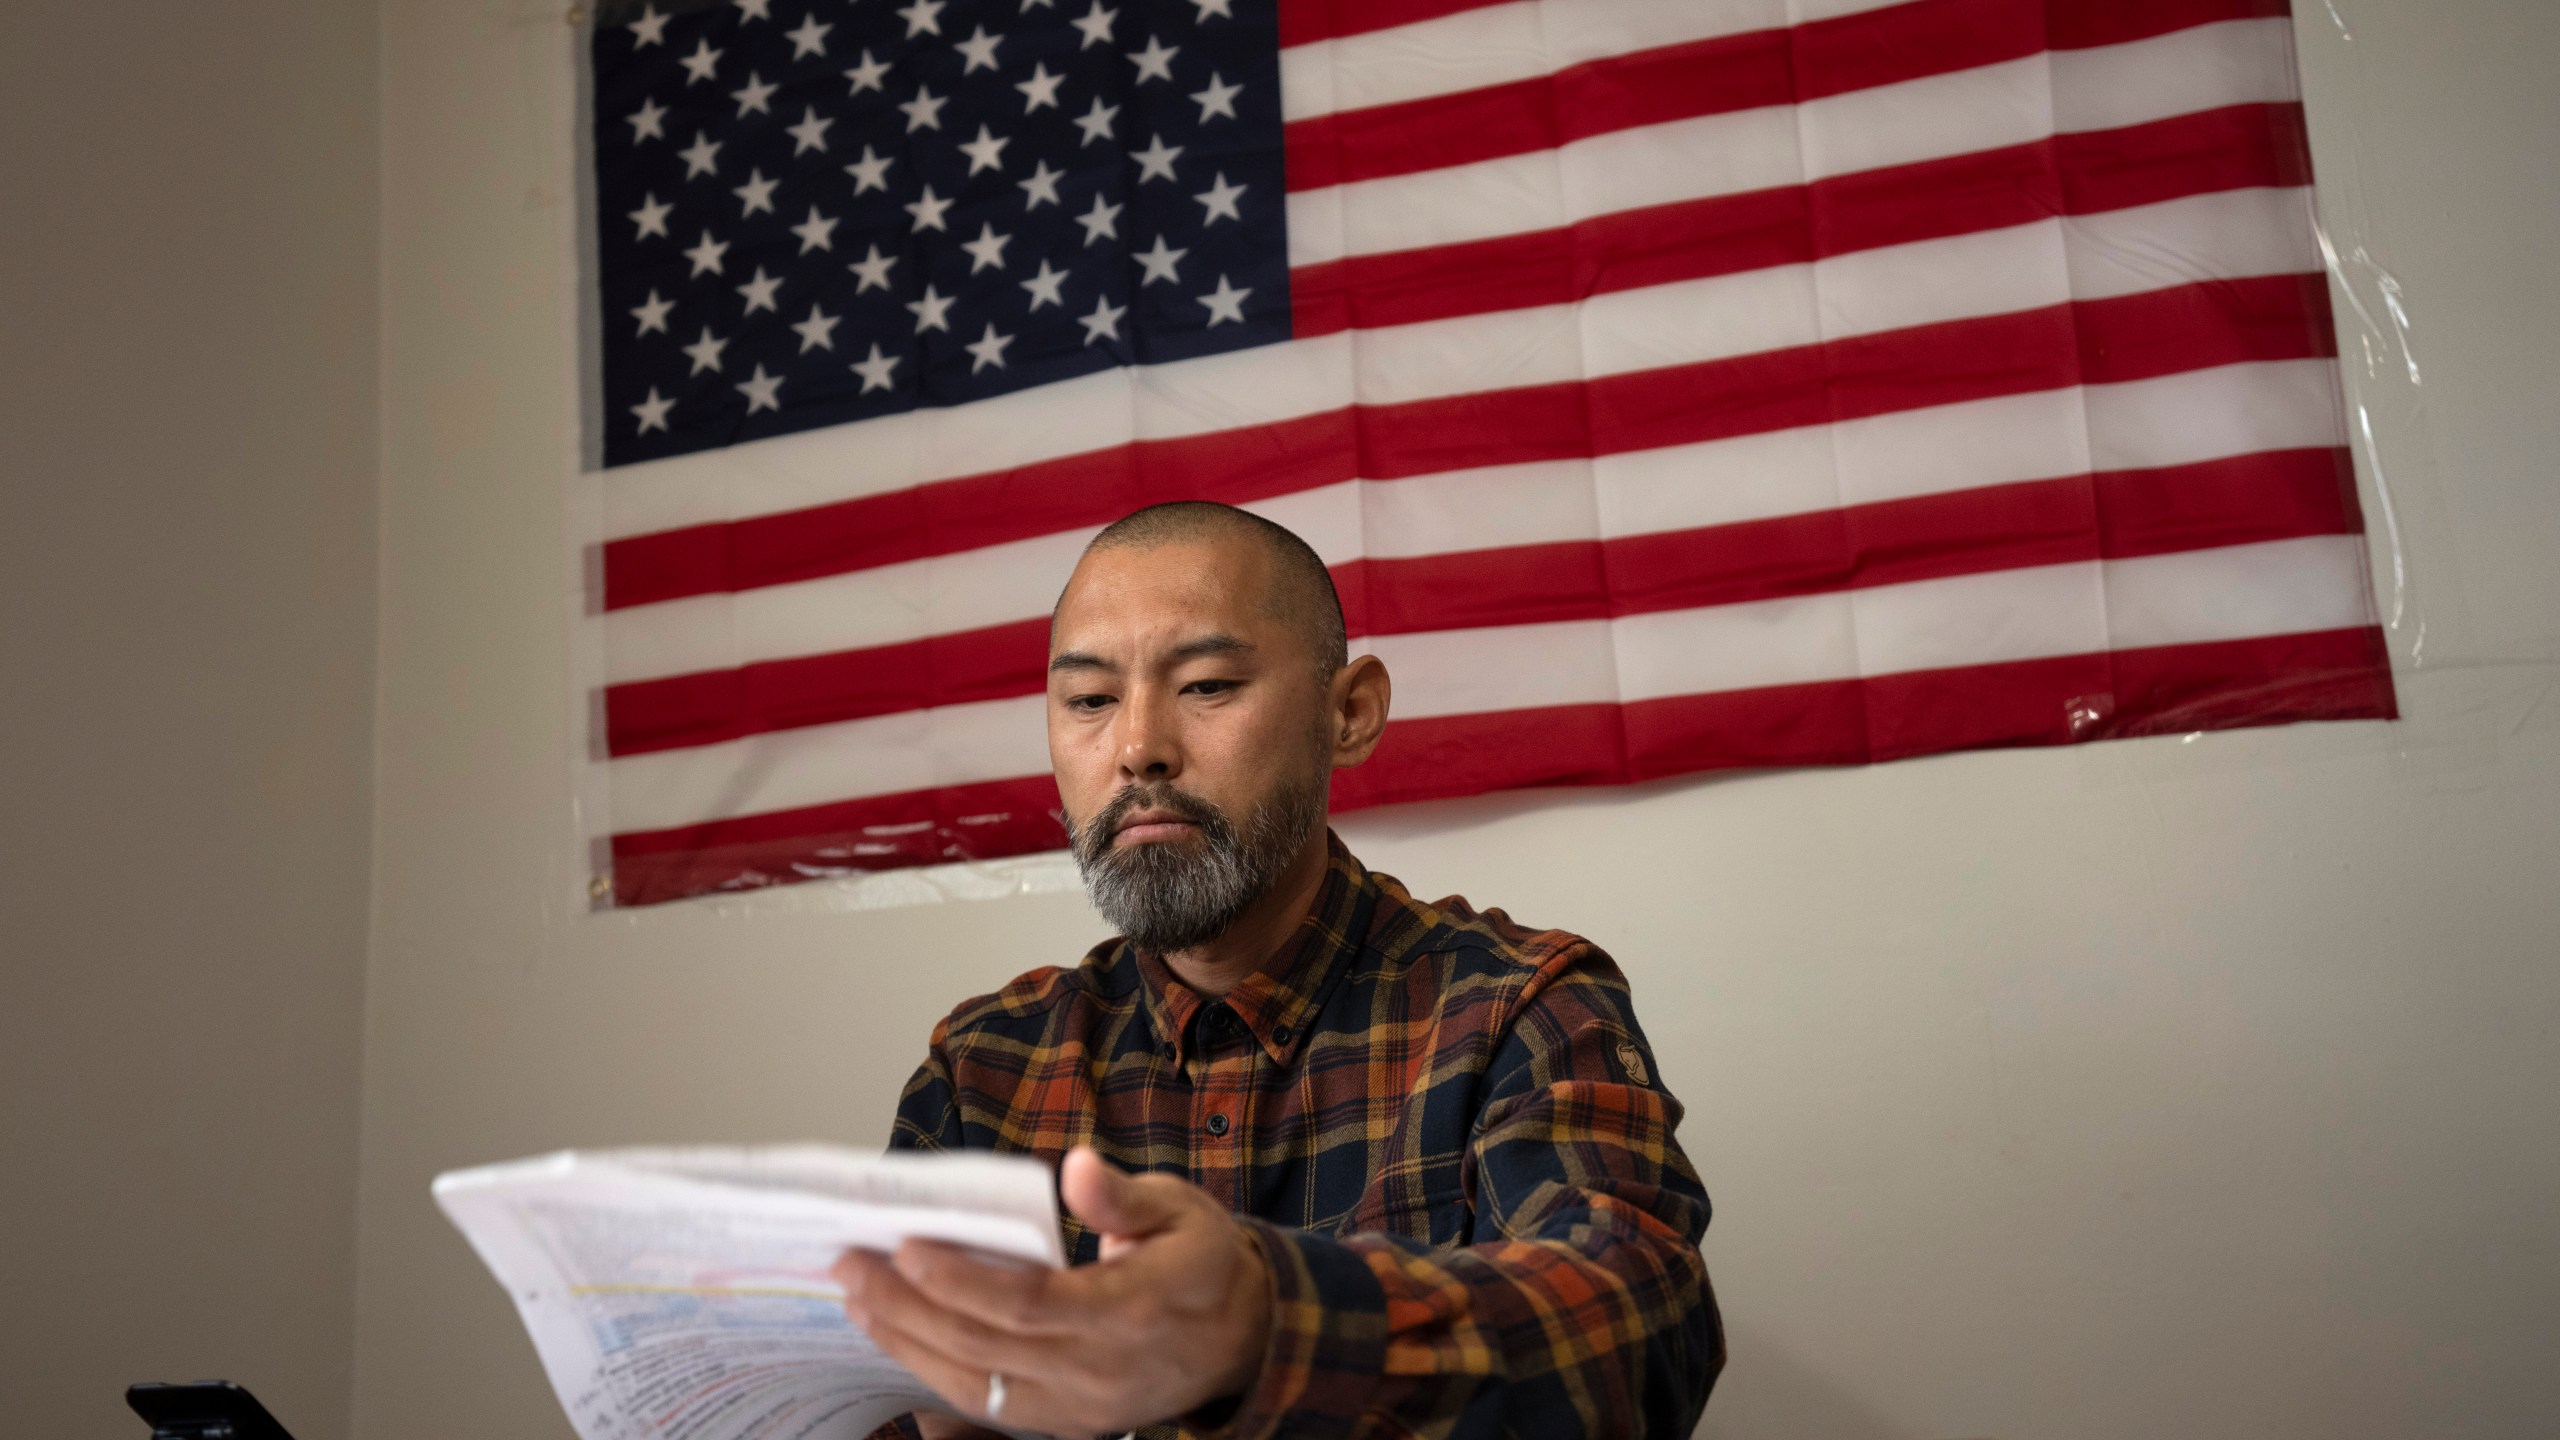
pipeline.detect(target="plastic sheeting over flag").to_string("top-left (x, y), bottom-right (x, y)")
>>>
top-left (583, 0), bottom-right (2395, 906)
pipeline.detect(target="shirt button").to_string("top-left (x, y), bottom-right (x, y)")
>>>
top-left (1205, 1113), bottom-right (1230, 1137)
top-left (1272, 1025), bottom-right (1292, 1044)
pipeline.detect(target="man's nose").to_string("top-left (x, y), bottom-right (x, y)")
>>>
top-left (1115, 686), bottom-right (1182, 781)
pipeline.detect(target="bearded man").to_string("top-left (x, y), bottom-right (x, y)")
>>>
top-left (835, 503), bottom-right (1723, 1439)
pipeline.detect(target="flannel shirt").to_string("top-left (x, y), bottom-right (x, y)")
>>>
top-left (882, 834), bottom-right (1722, 1438)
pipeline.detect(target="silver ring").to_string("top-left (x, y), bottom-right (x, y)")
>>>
top-left (984, 1370), bottom-right (1008, 1420)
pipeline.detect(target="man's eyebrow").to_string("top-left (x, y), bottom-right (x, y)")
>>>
top-left (1048, 649), bottom-right (1114, 674)
top-left (1171, 633), bottom-right (1254, 661)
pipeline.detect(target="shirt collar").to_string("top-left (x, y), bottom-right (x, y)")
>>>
top-left (1134, 831), bottom-right (1373, 1069)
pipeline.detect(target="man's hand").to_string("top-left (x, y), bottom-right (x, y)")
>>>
top-left (833, 1147), bottom-right (1274, 1437)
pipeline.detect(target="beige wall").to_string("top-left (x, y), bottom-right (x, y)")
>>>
top-left (332, 1), bottom-right (2546, 1438)
top-left (0, 4), bottom-right (380, 1437)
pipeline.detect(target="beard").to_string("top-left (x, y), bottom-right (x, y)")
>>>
top-left (1069, 766), bottom-right (1330, 953)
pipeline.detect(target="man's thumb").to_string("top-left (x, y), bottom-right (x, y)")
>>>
top-left (1060, 1146), bottom-right (1184, 1240)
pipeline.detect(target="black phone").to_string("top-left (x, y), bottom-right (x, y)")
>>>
top-left (124, 1381), bottom-right (298, 1440)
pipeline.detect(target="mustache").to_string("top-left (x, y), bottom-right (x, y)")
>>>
top-left (1074, 783), bottom-right (1231, 860)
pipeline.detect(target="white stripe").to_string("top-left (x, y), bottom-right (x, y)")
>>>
top-left (602, 356), bottom-right (2345, 686)
top-left (606, 537), bottom-right (2377, 831)
top-left (602, 21), bottom-right (2301, 543)
top-left (1277, 0), bottom-right (1828, 124)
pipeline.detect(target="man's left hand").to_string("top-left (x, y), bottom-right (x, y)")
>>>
top-left (834, 1147), bottom-right (1274, 1437)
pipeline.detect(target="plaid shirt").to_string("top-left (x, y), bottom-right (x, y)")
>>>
top-left (884, 835), bottom-right (1722, 1438)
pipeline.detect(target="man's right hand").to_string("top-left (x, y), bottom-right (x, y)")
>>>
top-left (912, 1414), bottom-right (1008, 1440)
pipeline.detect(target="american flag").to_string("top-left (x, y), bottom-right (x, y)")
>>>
top-left (586, 0), bottom-right (2395, 907)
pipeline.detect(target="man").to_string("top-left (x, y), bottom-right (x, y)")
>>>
top-left (835, 503), bottom-right (1722, 1438)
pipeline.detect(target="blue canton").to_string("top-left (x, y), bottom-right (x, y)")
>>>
top-left (591, 0), bottom-right (1290, 468)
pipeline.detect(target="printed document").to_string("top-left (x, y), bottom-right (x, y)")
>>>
top-left (434, 1145), bottom-right (1063, 1440)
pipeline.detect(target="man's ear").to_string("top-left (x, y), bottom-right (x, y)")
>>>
top-left (1327, 654), bottom-right (1392, 768)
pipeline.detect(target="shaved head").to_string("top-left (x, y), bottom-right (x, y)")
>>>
top-left (1068, 502), bottom-right (1349, 675)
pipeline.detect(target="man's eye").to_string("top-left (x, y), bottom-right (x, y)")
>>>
top-left (1184, 679), bottom-right (1237, 696)
top-left (1067, 694), bottom-right (1115, 712)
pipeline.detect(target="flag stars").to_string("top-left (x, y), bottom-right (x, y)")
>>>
top-left (1018, 159), bottom-right (1065, 209)
top-left (679, 133), bottom-right (723, 178)
top-left (1080, 295), bottom-right (1127, 344)
top-left (684, 231), bottom-right (731, 276)
top-left (905, 185), bottom-right (954, 231)
top-left (848, 243), bottom-right (898, 292)
top-left (628, 192), bottom-right (673, 239)
top-left (731, 168), bottom-right (779, 216)
top-left (627, 96), bottom-right (668, 142)
top-left (1072, 97), bottom-right (1120, 147)
top-left (791, 303), bottom-right (842, 353)
top-left (899, 0), bottom-right (947, 37)
top-left (907, 284), bottom-right (957, 332)
top-left (955, 25), bottom-right (1004, 73)
top-left (736, 364), bottom-right (786, 413)
top-left (1199, 274), bottom-right (1252, 326)
top-left (735, 0), bottom-right (771, 19)
top-left (965, 323), bottom-right (1015, 372)
top-left (1191, 73), bottom-right (1243, 123)
top-left (845, 145), bottom-right (894, 195)
top-left (628, 5), bottom-right (670, 47)
top-left (1133, 234), bottom-right (1186, 285)
top-left (845, 49), bottom-right (892, 94)
top-left (958, 124), bottom-right (1010, 175)
top-left (630, 387), bottom-right (676, 434)
top-left (790, 205), bottom-right (839, 254)
top-left (1070, 2), bottom-right (1116, 48)
top-left (852, 343), bottom-right (902, 393)
top-left (1015, 63), bottom-right (1065, 112)
top-left (961, 222), bottom-right (1013, 273)
top-left (730, 72), bottom-right (778, 116)
top-left (683, 325), bottom-right (729, 374)
top-left (678, 38), bottom-right (723, 84)
top-left (630, 288), bottom-right (676, 336)
top-left (785, 107), bottom-right (834, 154)
top-left (1195, 172), bottom-right (1246, 225)
top-left (1076, 193), bottom-right (1123, 245)
top-left (784, 14), bottom-right (833, 58)
top-left (1132, 134), bottom-right (1183, 183)
top-left (900, 87), bottom-right (948, 133)
top-left (1127, 35), bottom-right (1179, 83)
top-left (736, 266), bottom-right (785, 314)
top-left (1191, 0), bottom-right (1234, 18)
top-left (1020, 259), bottom-right (1069, 310)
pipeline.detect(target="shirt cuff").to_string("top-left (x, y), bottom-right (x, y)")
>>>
top-left (1192, 1218), bottom-right (1390, 1440)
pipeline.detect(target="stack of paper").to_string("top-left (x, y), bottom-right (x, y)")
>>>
top-left (434, 1146), bottom-right (1063, 1440)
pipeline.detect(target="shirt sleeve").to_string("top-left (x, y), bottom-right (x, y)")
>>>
top-left (886, 1022), bottom-right (964, 1153)
top-left (1205, 947), bottom-right (1723, 1439)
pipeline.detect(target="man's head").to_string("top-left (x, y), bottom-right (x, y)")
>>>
top-left (1047, 503), bottom-right (1389, 952)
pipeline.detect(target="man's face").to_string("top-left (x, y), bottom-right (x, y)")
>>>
top-left (1046, 535), bottom-right (1333, 949)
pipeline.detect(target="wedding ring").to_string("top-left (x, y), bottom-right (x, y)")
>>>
top-left (984, 1370), bottom-right (1008, 1420)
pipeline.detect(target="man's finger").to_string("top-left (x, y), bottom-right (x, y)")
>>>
top-left (1059, 1146), bottom-right (1189, 1240)
top-left (853, 1247), bottom-right (1076, 1370)
top-left (886, 1237), bottom-right (1104, 1337)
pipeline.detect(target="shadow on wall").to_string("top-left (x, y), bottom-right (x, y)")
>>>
top-left (1700, 1331), bottom-right (1948, 1440)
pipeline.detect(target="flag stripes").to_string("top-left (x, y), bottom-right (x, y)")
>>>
top-left (586, 0), bottom-right (2391, 904)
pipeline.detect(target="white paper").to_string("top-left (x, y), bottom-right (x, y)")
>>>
top-left (433, 1146), bottom-right (1064, 1440)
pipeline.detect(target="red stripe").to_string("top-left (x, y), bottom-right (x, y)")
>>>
top-left (1291, 102), bottom-right (2313, 336)
top-left (607, 625), bottom-right (2388, 904)
top-left (607, 206), bottom-right (2331, 613)
top-left (1271, 0), bottom-right (2292, 67)
top-left (1285, 0), bottom-right (2287, 193)
top-left (608, 774), bottom-right (1069, 906)
top-left (605, 445), bottom-right (2357, 756)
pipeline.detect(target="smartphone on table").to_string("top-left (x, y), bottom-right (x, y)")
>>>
top-left (125, 1381), bottom-right (298, 1439)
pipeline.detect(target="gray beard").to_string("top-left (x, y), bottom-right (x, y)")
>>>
top-left (1070, 770), bottom-right (1329, 953)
